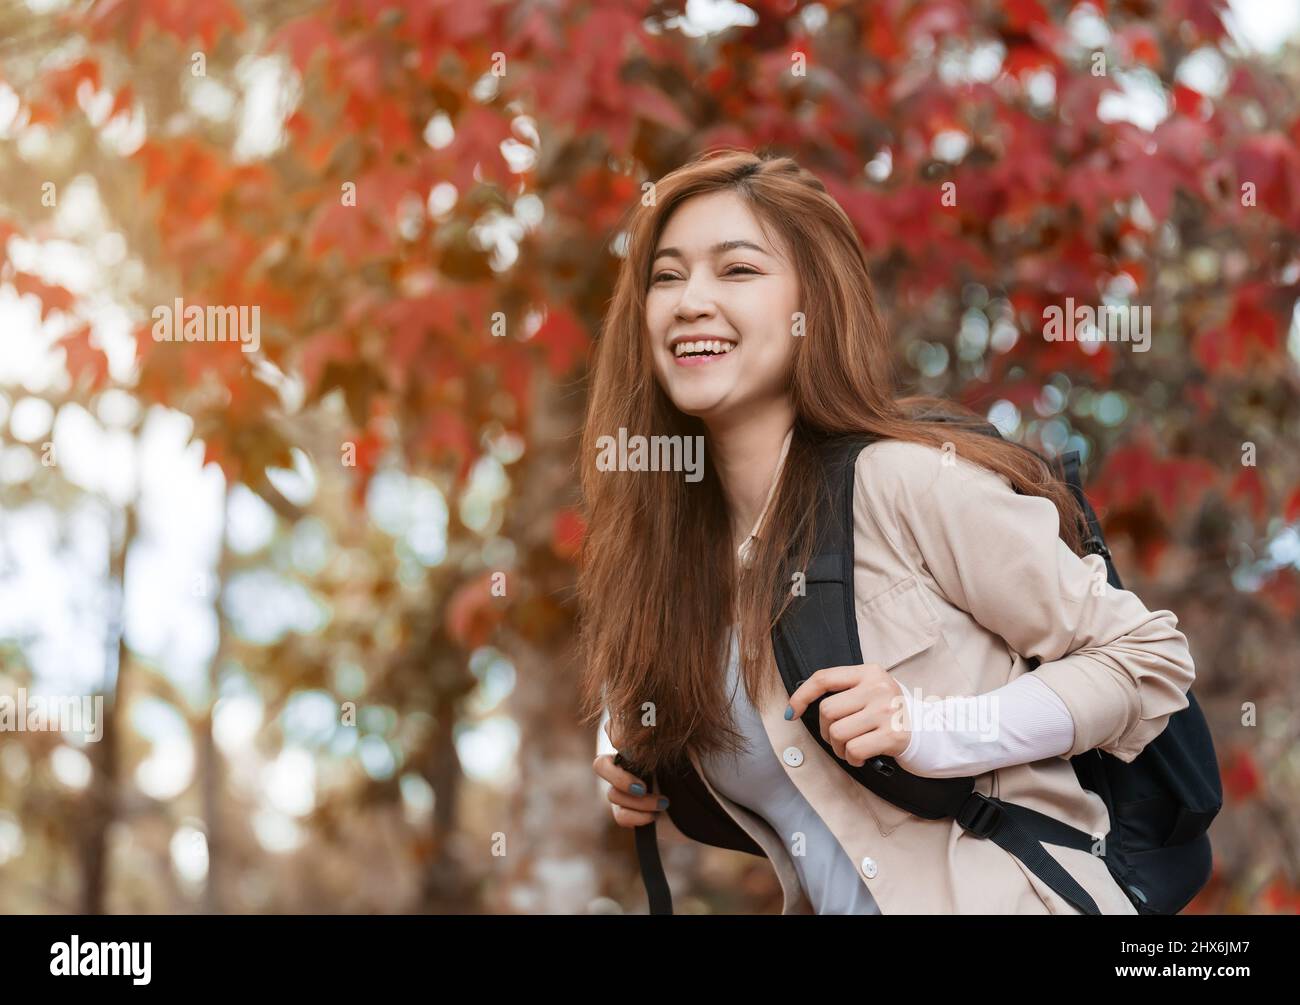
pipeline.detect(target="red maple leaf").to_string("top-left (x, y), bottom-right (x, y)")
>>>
top-left (1257, 567), bottom-right (1299, 621)
top-left (1220, 747), bottom-right (1260, 802)
top-left (1233, 132), bottom-right (1300, 221)
top-left (1283, 485), bottom-right (1300, 523)
top-left (1193, 285), bottom-right (1283, 374)
top-left (532, 306), bottom-right (590, 378)
top-left (1226, 465), bottom-right (1268, 525)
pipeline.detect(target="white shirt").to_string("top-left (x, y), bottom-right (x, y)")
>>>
top-left (699, 627), bottom-right (883, 914)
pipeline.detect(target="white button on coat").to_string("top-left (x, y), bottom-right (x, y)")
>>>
top-left (782, 746), bottom-right (804, 767)
top-left (861, 856), bottom-right (878, 879)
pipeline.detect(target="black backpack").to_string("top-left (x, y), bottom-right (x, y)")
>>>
top-left (621, 426), bottom-right (1221, 915)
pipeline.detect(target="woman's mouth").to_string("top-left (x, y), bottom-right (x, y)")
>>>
top-left (671, 339), bottom-right (737, 367)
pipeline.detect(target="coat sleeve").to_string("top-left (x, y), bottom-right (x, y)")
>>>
top-left (858, 440), bottom-right (1196, 763)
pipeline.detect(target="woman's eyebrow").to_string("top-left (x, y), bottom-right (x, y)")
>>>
top-left (652, 239), bottom-right (770, 262)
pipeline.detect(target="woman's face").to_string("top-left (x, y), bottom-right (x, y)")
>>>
top-left (645, 191), bottom-right (800, 425)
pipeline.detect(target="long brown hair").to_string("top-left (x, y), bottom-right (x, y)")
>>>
top-left (576, 148), bottom-right (1086, 777)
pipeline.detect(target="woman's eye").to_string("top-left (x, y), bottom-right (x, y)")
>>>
top-left (651, 265), bottom-right (758, 284)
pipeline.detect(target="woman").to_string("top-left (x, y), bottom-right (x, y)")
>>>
top-left (581, 148), bottom-right (1195, 914)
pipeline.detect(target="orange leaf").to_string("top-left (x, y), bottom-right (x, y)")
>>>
top-left (1003, 0), bottom-right (1049, 32)
top-left (0, 218), bottom-right (18, 269)
top-left (57, 324), bottom-right (110, 390)
top-left (1118, 26), bottom-right (1162, 69)
top-left (269, 15), bottom-right (340, 74)
top-left (111, 84), bottom-right (135, 121)
top-left (89, 0), bottom-right (245, 49)
top-left (12, 272), bottom-right (76, 321)
top-left (43, 58), bottom-right (100, 111)
top-left (552, 509), bottom-right (586, 562)
top-left (1260, 877), bottom-right (1300, 914)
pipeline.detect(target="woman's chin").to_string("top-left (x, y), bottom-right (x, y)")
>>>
top-left (666, 388), bottom-right (732, 420)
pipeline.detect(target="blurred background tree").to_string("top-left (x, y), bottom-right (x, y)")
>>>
top-left (0, 0), bottom-right (1297, 914)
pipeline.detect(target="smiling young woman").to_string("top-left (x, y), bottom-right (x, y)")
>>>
top-left (580, 148), bottom-right (1195, 915)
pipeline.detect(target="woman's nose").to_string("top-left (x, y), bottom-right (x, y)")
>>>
top-left (674, 272), bottom-right (718, 318)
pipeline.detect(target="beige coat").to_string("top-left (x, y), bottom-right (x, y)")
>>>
top-left (677, 428), bottom-right (1196, 914)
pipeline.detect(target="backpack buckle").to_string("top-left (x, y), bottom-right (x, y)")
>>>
top-left (956, 792), bottom-right (1004, 839)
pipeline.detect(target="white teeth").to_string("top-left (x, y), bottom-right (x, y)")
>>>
top-left (673, 340), bottom-right (736, 358)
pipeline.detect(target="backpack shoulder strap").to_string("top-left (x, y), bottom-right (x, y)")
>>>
top-left (1059, 449), bottom-right (1123, 590)
top-left (772, 434), bottom-right (979, 818)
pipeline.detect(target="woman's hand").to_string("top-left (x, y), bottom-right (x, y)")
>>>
top-left (786, 663), bottom-right (912, 766)
top-left (593, 714), bottom-right (670, 827)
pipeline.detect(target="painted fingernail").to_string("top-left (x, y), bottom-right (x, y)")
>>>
top-left (784, 705), bottom-right (794, 720)
top-left (630, 782), bottom-right (646, 796)
top-left (657, 797), bottom-right (670, 809)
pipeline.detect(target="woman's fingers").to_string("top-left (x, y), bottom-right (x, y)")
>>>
top-left (593, 754), bottom-right (669, 827)
top-left (611, 804), bottom-right (657, 827)
top-left (606, 782), bottom-right (669, 827)
top-left (844, 727), bottom-right (895, 767)
top-left (607, 785), bottom-right (667, 822)
top-left (787, 665), bottom-right (861, 720)
top-left (592, 752), bottom-right (646, 792)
